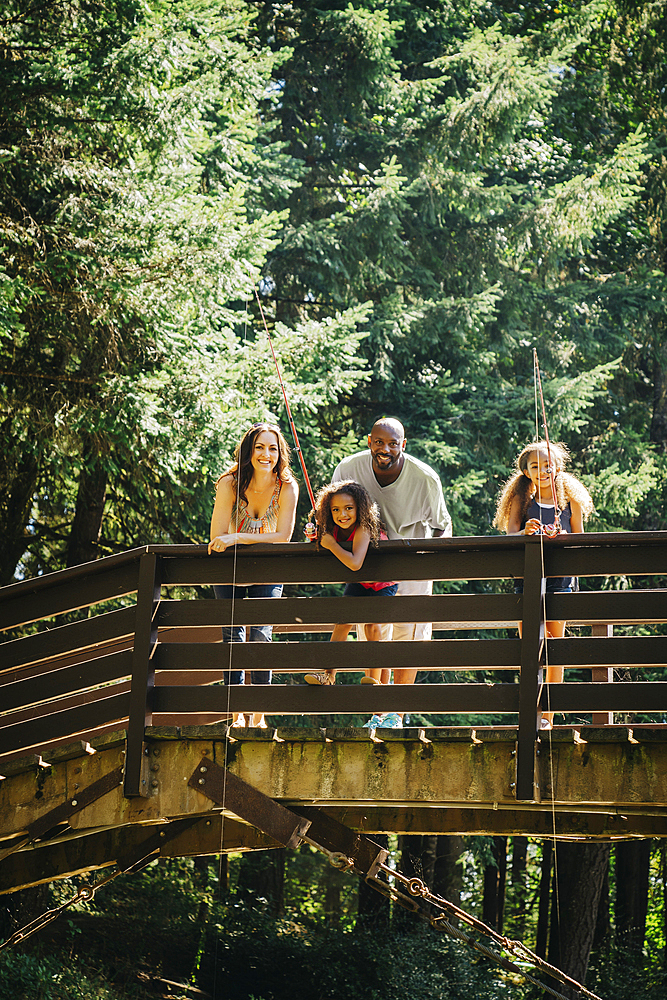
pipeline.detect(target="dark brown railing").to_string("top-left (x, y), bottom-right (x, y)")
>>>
top-left (1, 532), bottom-right (666, 800)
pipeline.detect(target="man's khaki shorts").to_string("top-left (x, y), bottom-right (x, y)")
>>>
top-left (355, 579), bottom-right (433, 642)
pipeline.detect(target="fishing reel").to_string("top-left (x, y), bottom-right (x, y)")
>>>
top-left (304, 523), bottom-right (317, 540)
top-left (537, 523), bottom-right (562, 538)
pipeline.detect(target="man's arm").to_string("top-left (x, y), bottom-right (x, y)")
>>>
top-left (427, 476), bottom-right (453, 537)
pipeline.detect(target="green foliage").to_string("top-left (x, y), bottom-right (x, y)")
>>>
top-left (0, 951), bottom-right (141, 1000)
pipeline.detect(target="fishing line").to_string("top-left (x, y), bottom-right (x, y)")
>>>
top-left (253, 286), bottom-right (317, 510)
top-left (532, 348), bottom-right (561, 966)
top-left (211, 304), bottom-right (249, 1000)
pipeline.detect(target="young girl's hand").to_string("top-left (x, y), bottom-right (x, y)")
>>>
top-left (523, 518), bottom-right (543, 535)
top-left (320, 532), bottom-right (335, 551)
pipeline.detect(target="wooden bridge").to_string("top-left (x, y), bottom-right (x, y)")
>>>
top-left (1, 531), bottom-right (667, 894)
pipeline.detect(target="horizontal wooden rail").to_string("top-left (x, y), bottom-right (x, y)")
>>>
top-left (0, 692), bottom-right (131, 757)
top-left (0, 650), bottom-right (133, 714)
top-left (0, 606), bottom-right (137, 675)
top-left (155, 594), bottom-right (524, 628)
top-left (1, 532), bottom-right (666, 801)
top-left (0, 554), bottom-right (143, 631)
top-left (153, 638), bottom-right (523, 672)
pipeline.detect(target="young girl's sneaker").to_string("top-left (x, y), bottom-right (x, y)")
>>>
top-left (363, 714), bottom-right (384, 730)
top-left (381, 713), bottom-right (403, 728)
top-left (305, 671), bottom-right (334, 685)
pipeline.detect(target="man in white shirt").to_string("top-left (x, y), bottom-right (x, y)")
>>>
top-left (331, 417), bottom-right (452, 727)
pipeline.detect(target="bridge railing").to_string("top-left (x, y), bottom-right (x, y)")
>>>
top-left (1, 532), bottom-right (666, 800)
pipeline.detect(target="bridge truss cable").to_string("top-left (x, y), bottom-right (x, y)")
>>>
top-left (317, 841), bottom-right (604, 1000)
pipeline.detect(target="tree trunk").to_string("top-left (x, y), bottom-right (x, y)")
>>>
top-left (394, 834), bottom-right (436, 932)
top-left (356, 834), bottom-right (389, 933)
top-left (650, 328), bottom-right (667, 458)
top-left (433, 835), bottom-right (464, 906)
top-left (592, 858), bottom-right (611, 954)
top-left (0, 445), bottom-right (38, 585)
top-left (510, 836), bottom-right (528, 938)
top-left (615, 839), bottom-right (651, 957)
top-left (482, 836), bottom-right (507, 932)
top-left (66, 438), bottom-right (107, 567)
top-left (536, 840), bottom-right (553, 958)
top-left (234, 848), bottom-right (286, 916)
top-left (547, 842), bottom-right (610, 998)
top-left (323, 854), bottom-right (342, 928)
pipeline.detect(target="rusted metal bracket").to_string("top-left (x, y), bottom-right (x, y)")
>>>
top-left (187, 758), bottom-right (388, 877)
top-left (0, 766), bottom-right (124, 864)
top-left (188, 757), bottom-right (311, 849)
top-left (294, 806), bottom-right (388, 879)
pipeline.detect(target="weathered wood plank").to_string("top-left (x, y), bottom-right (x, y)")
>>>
top-left (0, 607), bottom-right (136, 674)
top-left (153, 638), bottom-right (522, 672)
top-left (0, 693), bottom-right (131, 758)
top-left (151, 682), bottom-right (522, 715)
top-left (0, 650), bottom-right (133, 713)
top-left (156, 594), bottom-right (524, 628)
top-left (0, 560), bottom-right (142, 631)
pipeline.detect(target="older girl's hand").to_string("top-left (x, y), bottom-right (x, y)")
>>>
top-left (208, 534), bottom-right (237, 554)
top-left (523, 518), bottom-right (542, 535)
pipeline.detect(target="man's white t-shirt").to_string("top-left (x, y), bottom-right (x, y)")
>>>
top-left (332, 450), bottom-right (451, 539)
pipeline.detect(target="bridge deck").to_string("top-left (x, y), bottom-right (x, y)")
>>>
top-left (1, 723), bottom-right (666, 895)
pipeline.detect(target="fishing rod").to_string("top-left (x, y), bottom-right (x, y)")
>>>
top-left (533, 348), bottom-right (561, 535)
top-left (253, 287), bottom-right (317, 510)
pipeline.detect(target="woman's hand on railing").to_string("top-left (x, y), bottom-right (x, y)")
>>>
top-left (208, 534), bottom-right (238, 554)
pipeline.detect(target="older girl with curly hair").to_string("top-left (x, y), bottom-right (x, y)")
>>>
top-left (494, 441), bottom-right (594, 728)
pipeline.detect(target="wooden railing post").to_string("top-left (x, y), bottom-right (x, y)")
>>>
top-left (516, 537), bottom-right (545, 801)
top-left (124, 552), bottom-right (161, 797)
top-left (592, 623), bottom-right (614, 725)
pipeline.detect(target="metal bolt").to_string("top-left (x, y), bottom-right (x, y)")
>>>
top-left (153, 748), bottom-right (161, 756)
top-left (160, 831), bottom-right (166, 838)
top-left (71, 799), bottom-right (78, 807)
top-left (200, 766), bottom-right (208, 773)
top-left (509, 784), bottom-right (515, 790)
top-left (198, 778), bottom-right (206, 785)
top-left (73, 783), bottom-right (80, 789)
top-left (206, 820), bottom-right (211, 826)
top-left (150, 764), bottom-right (160, 772)
top-left (151, 780), bottom-right (159, 788)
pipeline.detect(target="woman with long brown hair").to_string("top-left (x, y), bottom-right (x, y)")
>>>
top-left (208, 422), bottom-right (298, 727)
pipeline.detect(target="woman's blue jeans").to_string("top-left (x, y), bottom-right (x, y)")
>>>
top-left (213, 583), bottom-right (282, 685)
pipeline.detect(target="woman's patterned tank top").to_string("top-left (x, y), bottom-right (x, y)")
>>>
top-left (230, 478), bottom-right (282, 534)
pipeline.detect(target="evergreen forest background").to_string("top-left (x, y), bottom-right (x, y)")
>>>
top-left (1, 0), bottom-right (667, 997)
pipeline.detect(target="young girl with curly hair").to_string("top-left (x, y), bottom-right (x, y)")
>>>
top-left (304, 480), bottom-right (398, 704)
top-left (494, 441), bottom-right (594, 728)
